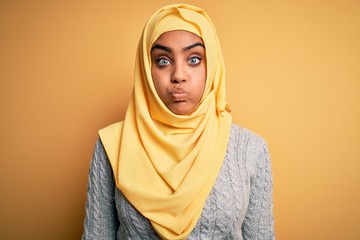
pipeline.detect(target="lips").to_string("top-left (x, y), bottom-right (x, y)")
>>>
top-left (170, 89), bottom-right (188, 101)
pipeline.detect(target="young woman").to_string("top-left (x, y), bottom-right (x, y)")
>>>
top-left (82, 4), bottom-right (275, 240)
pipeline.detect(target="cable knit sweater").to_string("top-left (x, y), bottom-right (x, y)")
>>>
top-left (82, 124), bottom-right (275, 239)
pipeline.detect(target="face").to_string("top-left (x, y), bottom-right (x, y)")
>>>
top-left (151, 30), bottom-right (206, 115)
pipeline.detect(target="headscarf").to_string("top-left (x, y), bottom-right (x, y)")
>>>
top-left (99, 4), bottom-right (232, 240)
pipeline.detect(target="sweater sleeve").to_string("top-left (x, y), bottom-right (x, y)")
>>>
top-left (242, 137), bottom-right (275, 240)
top-left (82, 139), bottom-right (119, 240)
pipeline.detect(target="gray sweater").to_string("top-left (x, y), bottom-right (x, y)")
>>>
top-left (82, 124), bottom-right (275, 239)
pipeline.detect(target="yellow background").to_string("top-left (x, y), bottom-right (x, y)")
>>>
top-left (1, 0), bottom-right (359, 239)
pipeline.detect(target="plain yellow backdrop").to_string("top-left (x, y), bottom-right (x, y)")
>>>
top-left (1, 0), bottom-right (359, 239)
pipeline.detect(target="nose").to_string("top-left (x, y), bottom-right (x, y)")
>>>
top-left (171, 64), bottom-right (186, 84)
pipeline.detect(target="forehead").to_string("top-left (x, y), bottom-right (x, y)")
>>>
top-left (153, 30), bottom-right (203, 45)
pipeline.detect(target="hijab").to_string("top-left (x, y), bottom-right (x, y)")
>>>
top-left (99, 4), bottom-right (232, 239)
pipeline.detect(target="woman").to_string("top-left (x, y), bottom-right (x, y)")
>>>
top-left (82, 3), bottom-right (274, 240)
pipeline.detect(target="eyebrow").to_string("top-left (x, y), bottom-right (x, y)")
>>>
top-left (151, 42), bottom-right (205, 53)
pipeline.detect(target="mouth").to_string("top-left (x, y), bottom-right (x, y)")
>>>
top-left (173, 92), bottom-right (187, 98)
top-left (170, 89), bottom-right (188, 101)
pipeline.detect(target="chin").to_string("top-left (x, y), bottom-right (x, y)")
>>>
top-left (167, 102), bottom-right (196, 115)
top-left (171, 108), bottom-right (193, 116)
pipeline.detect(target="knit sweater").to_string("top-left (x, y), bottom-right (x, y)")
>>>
top-left (82, 124), bottom-right (275, 239)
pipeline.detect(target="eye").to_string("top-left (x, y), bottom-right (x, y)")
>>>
top-left (188, 57), bottom-right (201, 65)
top-left (156, 58), bottom-right (171, 66)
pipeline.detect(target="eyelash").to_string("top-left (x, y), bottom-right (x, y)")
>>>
top-left (188, 57), bottom-right (201, 65)
top-left (157, 58), bottom-right (170, 66)
top-left (155, 56), bottom-right (202, 67)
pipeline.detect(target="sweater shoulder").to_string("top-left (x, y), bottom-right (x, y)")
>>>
top-left (229, 123), bottom-right (269, 176)
top-left (230, 123), bottom-right (267, 146)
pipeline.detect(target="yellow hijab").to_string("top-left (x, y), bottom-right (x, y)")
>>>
top-left (99, 4), bottom-right (232, 239)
